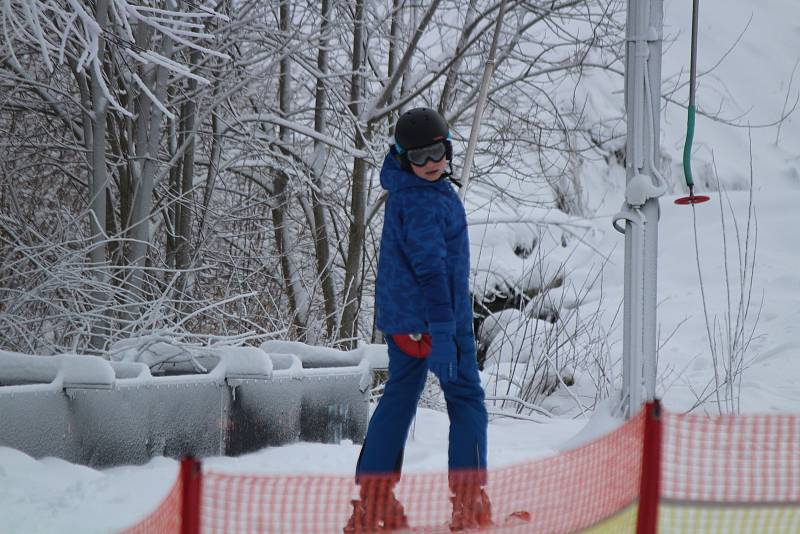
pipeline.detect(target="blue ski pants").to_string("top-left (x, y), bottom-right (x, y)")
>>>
top-left (356, 336), bottom-right (488, 487)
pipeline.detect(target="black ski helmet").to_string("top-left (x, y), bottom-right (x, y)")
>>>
top-left (394, 107), bottom-right (450, 152)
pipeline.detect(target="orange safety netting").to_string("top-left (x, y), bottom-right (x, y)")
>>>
top-left (120, 405), bottom-right (800, 534)
top-left (120, 470), bottom-right (182, 534)
top-left (199, 410), bottom-right (643, 533)
top-left (662, 412), bottom-right (800, 502)
top-left (658, 412), bottom-right (800, 533)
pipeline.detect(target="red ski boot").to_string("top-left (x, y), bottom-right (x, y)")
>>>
top-left (448, 485), bottom-right (492, 531)
top-left (343, 481), bottom-right (409, 533)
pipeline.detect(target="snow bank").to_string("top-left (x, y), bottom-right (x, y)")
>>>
top-left (0, 350), bottom-right (114, 390)
top-left (212, 345), bottom-right (273, 379)
top-left (261, 339), bottom-right (388, 370)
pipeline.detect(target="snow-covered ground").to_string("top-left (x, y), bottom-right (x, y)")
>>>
top-left (1, 0), bottom-right (798, 532)
top-left (601, 189), bottom-right (800, 415)
top-left (645, 190), bottom-right (800, 414)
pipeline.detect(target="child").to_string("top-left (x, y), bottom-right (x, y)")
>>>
top-left (344, 108), bottom-right (490, 533)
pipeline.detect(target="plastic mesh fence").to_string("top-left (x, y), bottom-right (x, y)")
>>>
top-left (117, 405), bottom-right (800, 534)
top-left (199, 410), bottom-right (644, 533)
top-left (659, 412), bottom-right (800, 533)
top-left (120, 470), bottom-right (182, 534)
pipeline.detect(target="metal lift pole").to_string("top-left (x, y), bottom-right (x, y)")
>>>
top-left (617, 0), bottom-right (665, 417)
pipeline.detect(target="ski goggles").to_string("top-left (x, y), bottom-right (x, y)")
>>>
top-left (405, 141), bottom-right (447, 167)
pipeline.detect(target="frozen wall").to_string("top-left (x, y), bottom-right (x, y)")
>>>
top-left (0, 343), bottom-right (372, 468)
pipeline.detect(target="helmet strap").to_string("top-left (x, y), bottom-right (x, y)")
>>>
top-left (443, 161), bottom-right (462, 187)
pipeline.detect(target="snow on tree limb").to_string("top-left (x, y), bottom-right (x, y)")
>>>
top-left (129, 71), bottom-right (172, 120)
top-left (2, 0), bottom-right (228, 114)
top-left (235, 113), bottom-right (370, 159)
top-left (139, 50), bottom-right (210, 85)
top-left (131, 3), bottom-right (230, 22)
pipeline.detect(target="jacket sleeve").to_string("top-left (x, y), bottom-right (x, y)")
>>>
top-left (398, 188), bottom-right (455, 327)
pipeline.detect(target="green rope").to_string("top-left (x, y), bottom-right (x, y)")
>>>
top-left (683, 104), bottom-right (696, 190)
top-left (684, 0), bottom-right (700, 193)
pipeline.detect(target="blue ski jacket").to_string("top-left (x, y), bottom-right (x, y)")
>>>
top-left (375, 149), bottom-right (473, 337)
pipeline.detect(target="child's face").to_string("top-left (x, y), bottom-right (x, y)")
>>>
top-left (410, 157), bottom-right (448, 181)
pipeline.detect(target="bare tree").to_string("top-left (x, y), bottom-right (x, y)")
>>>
top-left (310, 0), bottom-right (338, 339)
top-left (0, 0), bottom-right (631, 357)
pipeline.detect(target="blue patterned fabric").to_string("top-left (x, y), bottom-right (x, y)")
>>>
top-left (375, 149), bottom-right (473, 337)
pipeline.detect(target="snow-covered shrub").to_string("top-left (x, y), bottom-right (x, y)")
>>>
top-left (481, 286), bottom-right (614, 416)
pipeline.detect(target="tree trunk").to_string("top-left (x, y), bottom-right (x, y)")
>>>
top-left (386, 0), bottom-right (403, 126)
top-left (125, 29), bottom-right (173, 300)
top-left (87, 0), bottom-right (111, 352)
top-left (438, 0), bottom-right (478, 114)
top-left (176, 50), bottom-right (200, 297)
top-left (167, 100), bottom-right (182, 270)
top-left (195, 108), bottom-right (221, 255)
top-left (272, 0), bottom-right (305, 334)
top-left (338, 0), bottom-right (367, 348)
top-left (311, 0), bottom-right (338, 340)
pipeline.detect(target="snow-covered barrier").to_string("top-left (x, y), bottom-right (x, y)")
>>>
top-left (260, 341), bottom-right (377, 444)
top-left (0, 342), bottom-right (373, 467)
top-left (225, 350), bottom-right (304, 455)
top-left (0, 351), bottom-right (116, 464)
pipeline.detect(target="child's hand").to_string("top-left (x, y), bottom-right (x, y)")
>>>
top-left (428, 322), bottom-right (457, 384)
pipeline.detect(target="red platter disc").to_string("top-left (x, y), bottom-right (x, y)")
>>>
top-left (674, 195), bottom-right (711, 205)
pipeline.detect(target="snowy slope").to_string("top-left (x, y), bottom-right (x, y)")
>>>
top-left (598, 0), bottom-right (800, 413)
top-left (645, 189), bottom-right (800, 413)
top-left (579, 0), bottom-right (800, 210)
top-left (591, 188), bottom-right (800, 414)
top-left (660, 0), bottom-right (800, 194)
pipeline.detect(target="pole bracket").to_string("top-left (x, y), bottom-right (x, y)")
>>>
top-left (612, 202), bottom-right (647, 235)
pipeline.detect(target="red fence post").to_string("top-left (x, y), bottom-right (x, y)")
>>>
top-left (181, 456), bottom-right (202, 534)
top-left (636, 400), bottom-right (663, 534)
